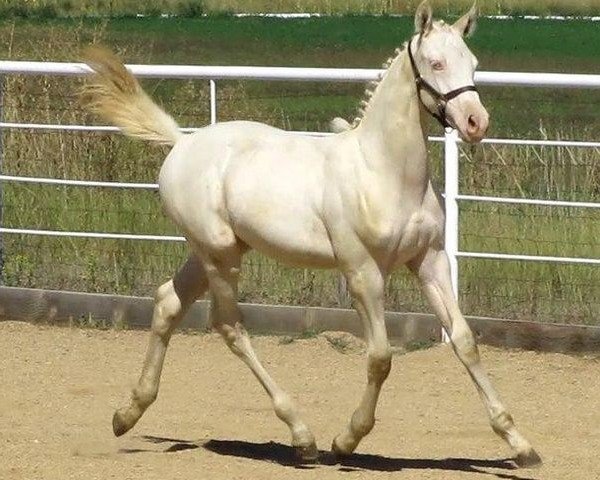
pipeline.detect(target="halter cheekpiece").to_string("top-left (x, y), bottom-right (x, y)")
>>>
top-left (407, 35), bottom-right (478, 129)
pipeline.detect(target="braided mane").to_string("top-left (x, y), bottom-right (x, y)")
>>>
top-left (350, 42), bottom-right (408, 128)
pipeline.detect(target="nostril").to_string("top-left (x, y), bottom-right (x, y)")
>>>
top-left (468, 114), bottom-right (478, 131)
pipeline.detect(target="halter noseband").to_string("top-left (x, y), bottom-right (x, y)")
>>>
top-left (407, 35), bottom-right (478, 129)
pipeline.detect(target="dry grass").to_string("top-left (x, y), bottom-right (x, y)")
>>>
top-left (2, 73), bottom-right (597, 324)
top-left (0, 0), bottom-right (598, 17)
top-left (199, 0), bottom-right (600, 16)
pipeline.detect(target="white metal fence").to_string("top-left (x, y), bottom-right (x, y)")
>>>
top-left (0, 60), bottom-right (599, 302)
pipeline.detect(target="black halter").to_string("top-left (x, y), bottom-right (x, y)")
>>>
top-left (407, 35), bottom-right (478, 129)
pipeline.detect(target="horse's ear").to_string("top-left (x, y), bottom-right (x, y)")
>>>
top-left (414, 0), bottom-right (433, 35)
top-left (453, 3), bottom-right (478, 37)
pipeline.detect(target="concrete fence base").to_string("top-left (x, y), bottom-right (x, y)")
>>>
top-left (0, 286), bottom-right (598, 353)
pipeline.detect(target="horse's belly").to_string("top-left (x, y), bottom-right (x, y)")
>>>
top-left (232, 209), bottom-right (336, 268)
top-left (228, 190), bottom-right (335, 267)
top-left (225, 151), bottom-right (335, 268)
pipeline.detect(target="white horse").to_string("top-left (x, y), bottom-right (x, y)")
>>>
top-left (82, 1), bottom-right (541, 467)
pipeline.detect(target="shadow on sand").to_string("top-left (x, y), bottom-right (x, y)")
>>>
top-left (118, 434), bottom-right (201, 454)
top-left (120, 435), bottom-right (539, 480)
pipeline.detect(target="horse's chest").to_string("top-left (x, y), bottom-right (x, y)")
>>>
top-left (394, 210), bottom-right (442, 259)
top-left (356, 192), bottom-right (441, 259)
top-left (355, 191), bottom-right (401, 248)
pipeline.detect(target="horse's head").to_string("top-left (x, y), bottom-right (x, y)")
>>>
top-left (411, 1), bottom-right (488, 143)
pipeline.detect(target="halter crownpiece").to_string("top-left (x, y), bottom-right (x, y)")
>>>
top-left (407, 35), bottom-right (478, 129)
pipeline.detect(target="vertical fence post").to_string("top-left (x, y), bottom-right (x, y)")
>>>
top-left (337, 274), bottom-right (351, 309)
top-left (443, 128), bottom-right (460, 342)
top-left (0, 74), bottom-right (4, 284)
top-left (209, 79), bottom-right (217, 124)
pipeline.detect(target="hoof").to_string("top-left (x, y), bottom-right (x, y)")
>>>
top-left (331, 435), bottom-right (354, 457)
top-left (515, 449), bottom-right (543, 468)
top-left (293, 442), bottom-right (319, 463)
top-left (112, 409), bottom-right (133, 437)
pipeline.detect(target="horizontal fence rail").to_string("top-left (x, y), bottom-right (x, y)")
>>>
top-left (0, 227), bottom-right (185, 242)
top-left (456, 194), bottom-right (600, 210)
top-left (0, 174), bottom-right (159, 189)
top-left (0, 61), bottom-right (598, 325)
top-left (2, 61), bottom-right (600, 88)
top-left (456, 251), bottom-right (600, 265)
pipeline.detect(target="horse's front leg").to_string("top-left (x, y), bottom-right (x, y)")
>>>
top-left (332, 259), bottom-right (392, 455)
top-left (409, 247), bottom-right (542, 468)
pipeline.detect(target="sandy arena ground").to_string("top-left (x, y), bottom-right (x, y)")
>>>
top-left (1, 320), bottom-right (599, 480)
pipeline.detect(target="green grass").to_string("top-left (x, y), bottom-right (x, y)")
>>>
top-left (4, 16), bottom-right (600, 67)
top-left (0, 16), bottom-right (598, 324)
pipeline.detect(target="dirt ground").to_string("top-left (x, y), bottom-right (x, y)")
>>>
top-left (1, 321), bottom-right (599, 480)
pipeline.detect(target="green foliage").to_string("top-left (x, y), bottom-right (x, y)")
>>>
top-left (0, 2), bottom-right (58, 18)
top-left (70, 312), bottom-right (112, 329)
top-left (277, 329), bottom-right (321, 344)
top-left (325, 335), bottom-right (353, 353)
top-left (404, 340), bottom-right (436, 352)
top-left (298, 328), bottom-right (321, 339)
top-left (176, 1), bottom-right (205, 17)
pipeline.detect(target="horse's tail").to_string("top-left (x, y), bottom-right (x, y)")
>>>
top-left (81, 46), bottom-right (183, 146)
top-left (329, 117), bottom-right (352, 133)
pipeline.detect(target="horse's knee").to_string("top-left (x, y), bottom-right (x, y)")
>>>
top-left (346, 267), bottom-right (383, 299)
top-left (272, 392), bottom-right (297, 422)
top-left (367, 346), bottom-right (392, 383)
top-left (451, 328), bottom-right (479, 367)
top-left (490, 410), bottom-right (515, 437)
top-left (214, 321), bottom-right (250, 358)
top-left (214, 321), bottom-right (237, 345)
top-left (346, 269), bottom-right (367, 296)
top-left (152, 280), bottom-right (182, 338)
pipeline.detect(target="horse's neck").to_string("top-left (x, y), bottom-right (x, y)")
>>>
top-left (354, 51), bottom-right (429, 184)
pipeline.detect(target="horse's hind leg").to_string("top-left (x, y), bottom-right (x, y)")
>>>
top-left (409, 247), bottom-right (541, 468)
top-left (112, 255), bottom-right (208, 436)
top-left (201, 245), bottom-right (317, 462)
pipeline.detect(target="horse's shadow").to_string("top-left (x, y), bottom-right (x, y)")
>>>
top-left (121, 435), bottom-right (538, 480)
